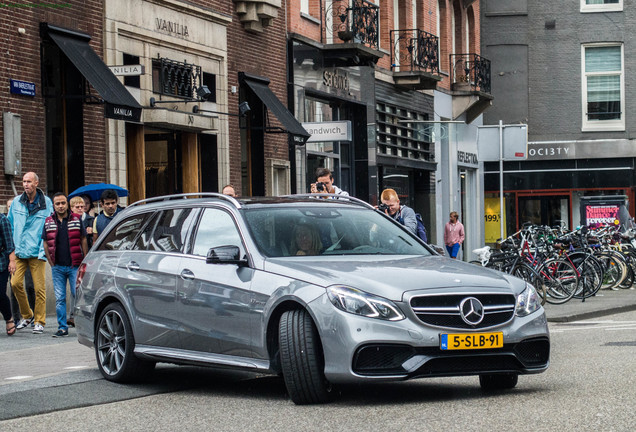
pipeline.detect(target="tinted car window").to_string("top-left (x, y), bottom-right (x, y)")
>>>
top-left (243, 206), bottom-right (431, 257)
top-left (133, 212), bottom-right (159, 250)
top-left (191, 208), bottom-right (244, 257)
top-left (97, 213), bottom-right (153, 251)
top-left (134, 208), bottom-right (197, 252)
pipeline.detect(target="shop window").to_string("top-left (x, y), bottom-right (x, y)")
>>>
top-left (580, 0), bottom-right (622, 12)
top-left (376, 102), bottom-right (432, 161)
top-left (152, 57), bottom-right (202, 98)
top-left (123, 53), bottom-right (140, 88)
top-left (581, 44), bottom-right (624, 131)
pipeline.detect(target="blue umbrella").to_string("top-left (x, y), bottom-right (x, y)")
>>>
top-left (68, 183), bottom-right (129, 202)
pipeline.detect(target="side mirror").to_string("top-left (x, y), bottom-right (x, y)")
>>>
top-left (206, 245), bottom-right (248, 266)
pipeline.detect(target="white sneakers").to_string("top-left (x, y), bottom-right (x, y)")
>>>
top-left (32, 323), bottom-right (44, 334)
top-left (15, 317), bottom-right (33, 330)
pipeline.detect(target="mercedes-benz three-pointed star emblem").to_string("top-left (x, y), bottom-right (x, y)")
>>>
top-left (459, 297), bottom-right (485, 325)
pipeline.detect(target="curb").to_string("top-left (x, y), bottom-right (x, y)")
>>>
top-left (546, 303), bottom-right (636, 323)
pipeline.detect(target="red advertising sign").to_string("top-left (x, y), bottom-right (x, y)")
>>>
top-left (585, 205), bottom-right (619, 225)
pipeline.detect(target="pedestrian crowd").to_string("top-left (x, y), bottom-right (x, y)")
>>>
top-left (2, 171), bottom-right (123, 338)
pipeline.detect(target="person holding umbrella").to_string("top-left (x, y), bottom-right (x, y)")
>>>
top-left (92, 189), bottom-right (124, 243)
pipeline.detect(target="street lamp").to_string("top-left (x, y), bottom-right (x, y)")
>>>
top-left (192, 101), bottom-right (251, 117)
top-left (148, 85), bottom-right (213, 107)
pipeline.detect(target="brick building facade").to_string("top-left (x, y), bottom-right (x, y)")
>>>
top-left (0, 2), bottom-right (107, 206)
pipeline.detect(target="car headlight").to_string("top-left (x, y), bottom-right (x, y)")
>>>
top-left (516, 284), bottom-right (541, 317)
top-left (326, 286), bottom-right (405, 321)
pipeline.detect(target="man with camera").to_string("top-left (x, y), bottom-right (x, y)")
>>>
top-left (310, 168), bottom-right (349, 196)
top-left (378, 188), bottom-right (417, 235)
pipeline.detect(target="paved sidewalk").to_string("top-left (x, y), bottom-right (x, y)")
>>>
top-left (543, 287), bottom-right (636, 322)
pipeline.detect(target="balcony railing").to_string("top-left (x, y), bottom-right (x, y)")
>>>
top-left (152, 58), bottom-right (202, 99)
top-left (450, 53), bottom-right (491, 93)
top-left (390, 29), bottom-right (439, 74)
top-left (324, 0), bottom-right (380, 51)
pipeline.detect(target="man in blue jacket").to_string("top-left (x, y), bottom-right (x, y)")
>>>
top-left (8, 172), bottom-right (54, 334)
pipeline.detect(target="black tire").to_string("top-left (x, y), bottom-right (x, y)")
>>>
top-left (479, 373), bottom-right (519, 391)
top-left (571, 254), bottom-right (604, 298)
top-left (279, 309), bottom-right (333, 404)
top-left (539, 258), bottom-right (578, 304)
top-left (618, 264), bottom-right (634, 289)
top-left (95, 303), bottom-right (155, 382)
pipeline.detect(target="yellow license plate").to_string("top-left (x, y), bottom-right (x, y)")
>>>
top-left (440, 332), bottom-right (503, 350)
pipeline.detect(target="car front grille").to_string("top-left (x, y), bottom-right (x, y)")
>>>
top-left (410, 293), bottom-right (516, 329)
top-left (351, 338), bottom-right (550, 377)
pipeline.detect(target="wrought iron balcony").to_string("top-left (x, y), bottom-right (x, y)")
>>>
top-left (450, 53), bottom-right (491, 94)
top-left (390, 29), bottom-right (439, 74)
top-left (390, 29), bottom-right (441, 90)
top-left (152, 57), bottom-right (202, 99)
top-left (321, 0), bottom-right (382, 66)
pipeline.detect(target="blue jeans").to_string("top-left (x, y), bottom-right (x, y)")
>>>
top-left (446, 243), bottom-right (461, 258)
top-left (52, 265), bottom-right (78, 331)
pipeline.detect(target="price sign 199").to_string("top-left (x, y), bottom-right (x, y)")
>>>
top-left (485, 214), bottom-right (499, 222)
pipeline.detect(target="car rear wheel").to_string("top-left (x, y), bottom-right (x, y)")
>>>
top-left (479, 373), bottom-right (519, 391)
top-left (279, 309), bottom-right (333, 404)
top-left (95, 303), bottom-right (155, 382)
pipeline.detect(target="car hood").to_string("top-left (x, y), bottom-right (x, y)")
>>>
top-left (262, 255), bottom-right (519, 301)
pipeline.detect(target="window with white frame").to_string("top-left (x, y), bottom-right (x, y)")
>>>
top-left (580, 0), bottom-right (622, 13)
top-left (581, 44), bottom-right (624, 131)
top-left (300, 0), bottom-right (309, 14)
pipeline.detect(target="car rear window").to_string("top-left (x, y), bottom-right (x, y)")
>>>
top-left (133, 208), bottom-right (197, 252)
top-left (96, 212), bottom-right (154, 251)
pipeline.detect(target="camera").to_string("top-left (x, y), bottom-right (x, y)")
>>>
top-left (378, 203), bottom-right (389, 212)
top-left (316, 182), bottom-right (326, 192)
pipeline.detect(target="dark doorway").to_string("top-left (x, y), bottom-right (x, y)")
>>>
top-left (200, 134), bottom-right (218, 192)
top-left (241, 89), bottom-right (265, 197)
top-left (42, 40), bottom-right (85, 195)
top-left (144, 130), bottom-right (183, 198)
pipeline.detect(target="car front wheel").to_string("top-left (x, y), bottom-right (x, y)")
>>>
top-left (278, 309), bottom-right (333, 404)
top-left (95, 303), bottom-right (155, 382)
top-left (479, 373), bottom-right (519, 391)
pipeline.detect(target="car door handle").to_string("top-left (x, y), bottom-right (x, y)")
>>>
top-left (126, 261), bottom-right (140, 271)
top-left (180, 269), bottom-right (195, 280)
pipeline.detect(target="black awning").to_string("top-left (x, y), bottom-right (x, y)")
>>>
top-left (45, 25), bottom-right (142, 122)
top-left (241, 73), bottom-right (310, 144)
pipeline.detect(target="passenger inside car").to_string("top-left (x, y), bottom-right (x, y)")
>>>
top-left (290, 223), bottom-right (322, 256)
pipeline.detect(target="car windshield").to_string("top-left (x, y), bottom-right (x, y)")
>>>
top-left (243, 205), bottom-right (432, 257)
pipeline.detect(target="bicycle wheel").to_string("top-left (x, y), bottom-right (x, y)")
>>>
top-left (618, 264), bottom-right (634, 289)
top-left (538, 258), bottom-right (579, 304)
top-left (512, 263), bottom-right (545, 305)
top-left (571, 253), bottom-right (604, 299)
top-left (596, 252), bottom-right (623, 290)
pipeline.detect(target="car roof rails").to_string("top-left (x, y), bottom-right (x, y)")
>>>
top-left (128, 193), bottom-right (241, 209)
top-left (282, 193), bottom-right (376, 210)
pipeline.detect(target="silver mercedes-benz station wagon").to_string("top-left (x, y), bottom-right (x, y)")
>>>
top-left (74, 194), bottom-right (549, 404)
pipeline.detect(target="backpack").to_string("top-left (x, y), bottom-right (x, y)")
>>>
top-left (397, 208), bottom-right (428, 243)
top-left (414, 213), bottom-right (428, 243)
